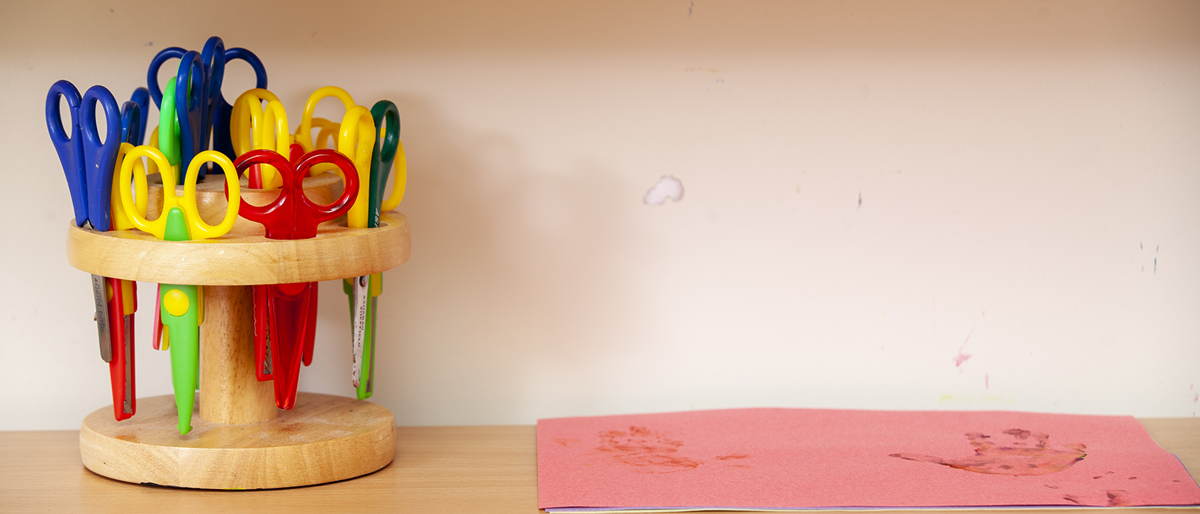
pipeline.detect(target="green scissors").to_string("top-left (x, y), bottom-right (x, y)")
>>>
top-left (343, 99), bottom-right (403, 400)
top-left (118, 80), bottom-right (242, 435)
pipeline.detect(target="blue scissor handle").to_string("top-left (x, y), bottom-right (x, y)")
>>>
top-left (175, 50), bottom-right (207, 180)
top-left (79, 86), bottom-right (121, 232)
top-left (212, 47), bottom-right (268, 160)
top-left (129, 87), bottom-right (151, 145)
top-left (46, 80), bottom-right (87, 227)
top-left (147, 47), bottom-right (187, 107)
top-left (120, 101), bottom-right (142, 146)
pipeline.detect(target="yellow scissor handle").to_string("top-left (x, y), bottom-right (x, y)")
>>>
top-left (120, 146), bottom-right (176, 240)
top-left (381, 137), bottom-right (407, 212)
top-left (231, 89), bottom-right (289, 188)
top-left (296, 86), bottom-right (355, 154)
top-left (312, 117), bottom-right (340, 150)
top-left (111, 142), bottom-right (148, 231)
top-left (339, 106), bottom-right (376, 229)
top-left (182, 151), bottom-right (242, 241)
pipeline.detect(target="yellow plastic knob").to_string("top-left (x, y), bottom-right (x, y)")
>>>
top-left (163, 289), bottom-right (190, 317)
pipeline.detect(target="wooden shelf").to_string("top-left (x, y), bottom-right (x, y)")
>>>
top-left (2, 420), bottom-right (1198, 512)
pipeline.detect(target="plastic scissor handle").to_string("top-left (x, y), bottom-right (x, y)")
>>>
top-left (79, 86), bottom-right (122, 232)
top-left (230, 88), bottom-right (289, 188)
top-left (212, 46), bottom-right (268, 160)
top-left (175, 51), bottom-right (208, 180)
top-left (120, 147), bottom-right (241, 240)
top-left (110, 143), bottom-right (148, 232)
top-left (296, 86), bottom-right (355, 154)
top-left (147, 47), bottom-right (187, 107)
top-left (369, 100), bottom-right (404, 222)
top-left (129, 87), bottom-right (151, 145)
top-left (46, 80), bottom-right (87, 226)
top-left (120, 101), bottom-right (142, 147)
top-left (340, 106), bottom-right (376, 229)
top-left (233, 149), bottom-right (359, 240)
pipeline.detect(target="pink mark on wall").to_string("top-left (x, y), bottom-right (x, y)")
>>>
top-left (952, 311), bottom-right (985, 369)
top-left (954, 348), bottom-right (972, 368)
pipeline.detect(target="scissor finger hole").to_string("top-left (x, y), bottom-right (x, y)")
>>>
top-left (301, 170), bottom-right (350, 208)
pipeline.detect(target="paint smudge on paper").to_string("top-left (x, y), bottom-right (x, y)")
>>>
top-left (644, 176), bottom-right (684, 206)
top-left (598, 426), bottom-right (701, 473)
top-left (890, 428), bottom-right (1086, 476)
top-left (1107, 490), bottom-right (1131, 506)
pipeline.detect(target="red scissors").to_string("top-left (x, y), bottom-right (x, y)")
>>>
top-left (233, 147), bottom-right (359, 409)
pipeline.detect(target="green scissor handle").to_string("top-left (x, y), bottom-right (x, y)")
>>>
top-left (368, 100), bottom-right (400, 229)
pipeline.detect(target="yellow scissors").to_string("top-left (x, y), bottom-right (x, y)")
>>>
top-left (118, 117), bottom-right (241, 434)
top-left (231, 88), bottom-right (291, 188)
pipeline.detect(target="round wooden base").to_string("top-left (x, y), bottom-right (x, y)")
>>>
top-left (80, 393), bottom-right (395, 490)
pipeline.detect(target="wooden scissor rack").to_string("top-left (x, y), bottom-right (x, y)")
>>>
top-left (65, 176), bottom-right (410, 489)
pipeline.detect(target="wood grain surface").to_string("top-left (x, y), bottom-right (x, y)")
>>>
top-left (65, 211), bottom-right (410, 285)
top-left (2, 420), bottom-right (1196, 513)
top-left (79, 393), bottom-right (395, 490)
top-left (198, 285), bottom-right (276, 425)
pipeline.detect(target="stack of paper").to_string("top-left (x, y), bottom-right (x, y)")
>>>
top-left (537, 408), bottom-right (1200, 512)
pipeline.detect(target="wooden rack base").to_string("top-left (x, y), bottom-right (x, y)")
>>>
top-left (80, 393), bottom-right (396, 489)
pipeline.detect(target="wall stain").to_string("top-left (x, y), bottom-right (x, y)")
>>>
top-left (597, 426), bottom-right (701, 473)
top-left (890, 428), bottom-right (1086, 476)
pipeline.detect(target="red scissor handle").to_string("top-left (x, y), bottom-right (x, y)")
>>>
top-left (232, 148), bottom-right (359, 240)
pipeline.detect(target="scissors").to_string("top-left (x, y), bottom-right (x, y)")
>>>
top-left (231, 88), bottom-right (291, 189)
top-left (46, 80), bottom-right (122, 366)
top-left (96, 94), bottom-right (152, 421)
top-left (230, 88), bottom-right (293, 380)
top-left (348, 98), bottom-right (408, 398)
top-left (233, 147), bottom-right (359, 410)
top-left (120, 81), bottom-right (243, 435)
top-left (333, 105), bottom-right (380, 398)
top-left (147, 36), bottom-right (267, 178)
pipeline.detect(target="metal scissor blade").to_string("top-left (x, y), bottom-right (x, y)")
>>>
top-left (91, 274), bottom-right (112, 362)
top-left (123, 313), bottom-right (134, 415)
top-left (350, 276), bottom-right (369, 388)
top-left (365, 293), bottom-right (378, 397)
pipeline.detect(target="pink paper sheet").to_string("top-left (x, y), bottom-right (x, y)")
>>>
top-left (537, 408), bottom-right (1200, 510)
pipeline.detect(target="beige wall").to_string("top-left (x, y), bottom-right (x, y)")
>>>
top-left (1, 0), bottom-right (1198, 429)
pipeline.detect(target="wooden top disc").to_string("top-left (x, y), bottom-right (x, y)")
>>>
top-left (66, 211), bottom-right (410, 285)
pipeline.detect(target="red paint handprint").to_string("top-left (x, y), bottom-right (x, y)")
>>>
top-left (890, 428), bottom-right (1086, 476)
top-left (597, 426), bottom-right (701, 473)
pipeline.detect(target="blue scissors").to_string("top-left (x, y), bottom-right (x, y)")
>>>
top-left (123, 87), bottom-right (150, 146)
top-left (147, 36), bottom-right (267, 177)
top-left (46, 80), bottom-right (122, 363)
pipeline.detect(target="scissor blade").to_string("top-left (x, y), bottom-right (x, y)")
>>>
top-left (91, 274), bottom-right (112, 363)
top-left (123, 313), bottom-right (134, 415)
top-left (252, 285), bottom-right (273, 380)
top-left (350, 276), bottom-right (369, 388)
top-left (268, 283), bottom-right (313, 410)
top-left (364, 292), bottom-right (378, 398)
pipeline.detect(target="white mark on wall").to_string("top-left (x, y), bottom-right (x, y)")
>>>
top-left (644, 176), bottom-right (684, 206)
